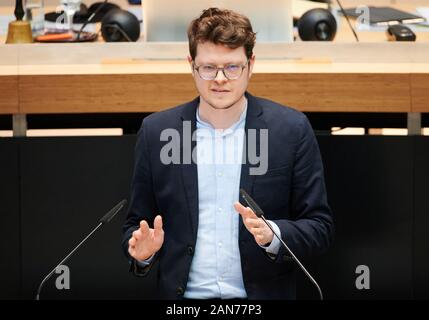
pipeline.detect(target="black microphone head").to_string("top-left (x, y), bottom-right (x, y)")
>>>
top-left (239, 189), bottom-right (264, 217)
top-left (99, 199), bottom-right (127, 224)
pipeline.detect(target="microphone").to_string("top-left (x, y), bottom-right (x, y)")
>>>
top-left (334, 0), bottom-right (359, 42)
top-left (35, 199), bottom-right (127, 300)
top-left (239, 189), bottom-right (324, 300)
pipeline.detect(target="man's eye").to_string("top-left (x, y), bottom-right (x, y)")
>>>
top-left (201, 65), bottom-right (216, 72)
top-left (225, 65), bottom-right (240, 72)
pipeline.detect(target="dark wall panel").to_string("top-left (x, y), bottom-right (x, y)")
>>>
top-left (414, 137), bottom-right (429, 299)
top-left (0, 139), bottom-right (20, 299)
top-left (298, 136), bottom-right (414, 300)
top-left (20, 136), bottom-right (156, 299)
top-left (1, 135), bottom-right (427, 299)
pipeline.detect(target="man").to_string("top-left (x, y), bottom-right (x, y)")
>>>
top-left (123, 8), bottom-right (334, 300)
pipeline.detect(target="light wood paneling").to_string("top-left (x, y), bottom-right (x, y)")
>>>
top-left (249, 73), bottom-right (411, 112)
top-left (0, 76), bottom-right (18, 114)
top-left (411, 74), bottom-right (429, 112)
top-left (18, 72), bottom-right (415, 114)
top-left (19, 74), bottom-right (197, 113)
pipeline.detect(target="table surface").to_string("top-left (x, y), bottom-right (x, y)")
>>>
top-left (2, 0), bottom-right (429, 43)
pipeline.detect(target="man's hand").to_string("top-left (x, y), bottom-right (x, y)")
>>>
top-left (234, 202), bottom-right (274, 246)
top-left (128, 215), bottom-right (164, 261)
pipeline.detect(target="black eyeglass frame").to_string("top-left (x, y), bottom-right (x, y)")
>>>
top-left (192, 59), bottom-right (250, 80)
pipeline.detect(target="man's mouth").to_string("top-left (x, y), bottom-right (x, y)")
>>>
top-left (211, 89), bottom-right (230, 93)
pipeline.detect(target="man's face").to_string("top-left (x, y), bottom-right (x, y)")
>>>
top-left (188, 42), bottom-right (254, 110)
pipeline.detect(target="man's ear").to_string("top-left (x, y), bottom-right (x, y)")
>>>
top-left (187, 56), bottom-right (195, 76)
top-left (248, 54), bottom-right (256, 78)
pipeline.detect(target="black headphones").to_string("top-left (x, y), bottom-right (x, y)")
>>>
top-left (74, 2), bottom-right (121, 23)
top-left (297, 8), bottom-right (337, 41)
top-left (44, 2), bottom-right (120, 24)
top-left (101, 9), bottom-right (140, 42)
top-left (45, 1), bottom-right (141, 42)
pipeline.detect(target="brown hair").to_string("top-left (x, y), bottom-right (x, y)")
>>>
top-left (187, 7), bottom-right (256, 60)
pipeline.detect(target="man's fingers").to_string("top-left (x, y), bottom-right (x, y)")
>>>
top-left (245, 217), bottom-right (260, 228)
top-left (154, 215), bottom-right (163, 231)
top-left (245, 206), bottom-right (257, 218)
top-left (129, 237), bottom-right (136, 247)
top-left (236, 202), bottom-right (261, 236)
top-left (234, 202), bottom-right (257, 219)
top-left (132, 230), bottom-right (142, 241)
top-left (251, 227), bottom-right (262, 236)
top-left (233, 202), bottom-right (245, 215)
top-left (234, 202), bottom-right (251, 217)
top-left (154, 217), bottom-right (164, 244)
top-left (139, 220), bottom-right (150, 235)
top-left (234, 202), bottom-right (273, 246)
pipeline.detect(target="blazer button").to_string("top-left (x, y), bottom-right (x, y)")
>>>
top-left (176, 286), bottom-right (185, 296)
top-left (187, 246), bottom-right (194, 255)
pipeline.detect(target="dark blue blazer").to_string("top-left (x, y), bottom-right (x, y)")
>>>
top-left (122, 92), bottom-right (334, 300)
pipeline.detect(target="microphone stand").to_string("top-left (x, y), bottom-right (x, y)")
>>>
top-left (334, 0), bottom-right (360, 42)
top-left (35, 199), bottom-right (127, 300)
top-left (240, 189), bottom-right (324, 300)
top-left (260, 215), bottom-right (324, 300)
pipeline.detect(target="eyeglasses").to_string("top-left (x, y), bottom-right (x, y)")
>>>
top-left (193, 60), bottom-right (249, 80)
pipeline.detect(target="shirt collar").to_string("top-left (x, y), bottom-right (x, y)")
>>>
top-left (196, 98), bottom-right (248, 136)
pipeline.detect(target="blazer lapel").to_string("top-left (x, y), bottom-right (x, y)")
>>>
top-left (239, 92), bottom-right (267, 234)
top-left (180, 97), bottom-right (200, 243)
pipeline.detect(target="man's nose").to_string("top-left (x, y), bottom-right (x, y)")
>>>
top-left (214, 69), bottom-right (228, 83)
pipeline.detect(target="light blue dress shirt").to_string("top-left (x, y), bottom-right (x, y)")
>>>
top-left (184, 99), bottom-right (281, 299)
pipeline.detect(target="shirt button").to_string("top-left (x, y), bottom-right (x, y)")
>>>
top-left (187, 246), bottom-right (194, 255)
top-left (218, 207), bottom-right (223, 213)
top-left (218, 242), bottom-right (222, 247)
top-left (217, 172), bottom-right (223, 177)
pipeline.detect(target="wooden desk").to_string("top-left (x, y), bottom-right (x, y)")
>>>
top-left (0, 1), bottom-right (428, 137)
top-left (0, 45), bottom-right (18, 114)
top-left (0, 75), bottom-right (18, 114)
top-left (0, 42), bottom-right (427, 115)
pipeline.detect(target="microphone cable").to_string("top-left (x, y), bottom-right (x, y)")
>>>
top-left (76, 0), bottom-right (108, 41)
